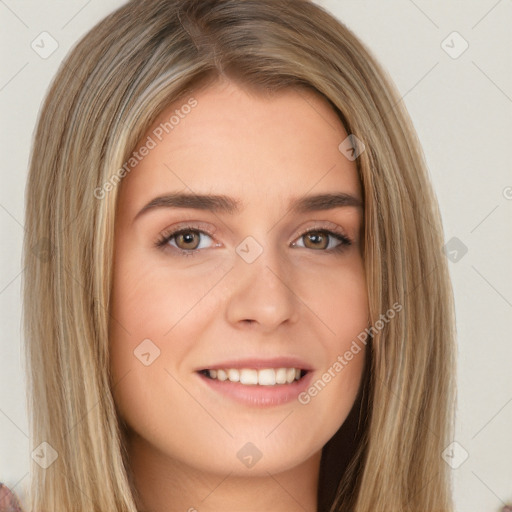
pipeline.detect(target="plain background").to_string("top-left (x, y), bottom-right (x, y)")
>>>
top-left (1, 1), bottom-right (511, 511)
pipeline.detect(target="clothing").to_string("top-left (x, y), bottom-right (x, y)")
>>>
top-left (0, 483), bottom-right (23, 512)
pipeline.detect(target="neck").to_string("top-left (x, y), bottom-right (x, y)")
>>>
top-left (126, 430), bottom-right (322, 512)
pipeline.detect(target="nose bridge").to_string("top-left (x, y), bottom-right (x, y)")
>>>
top-left (225, 234), bottom-right (300, 330)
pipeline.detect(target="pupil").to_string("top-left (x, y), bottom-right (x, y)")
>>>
top-left (308, 232), bottom-right (324, 247)
top-left (181, 232), bottom-right (197, 248)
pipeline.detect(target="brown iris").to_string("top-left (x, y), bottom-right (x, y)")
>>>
top-left (302, 231), bottom-right (329, 250)
top-left (175, 231), bottom-right (201, 250)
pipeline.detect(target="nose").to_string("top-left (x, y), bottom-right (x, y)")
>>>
top-left (224, 243), bottom-right (301, 333)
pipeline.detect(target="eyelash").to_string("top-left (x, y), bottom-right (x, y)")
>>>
top-left (154, 223), bottom-right (353, 257)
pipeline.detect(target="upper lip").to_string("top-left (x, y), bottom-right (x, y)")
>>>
top-left (196, 357), bottom-right (313, 372)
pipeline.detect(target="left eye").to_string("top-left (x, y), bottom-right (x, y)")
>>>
top-left (292, 229), bottom-right (351, 251)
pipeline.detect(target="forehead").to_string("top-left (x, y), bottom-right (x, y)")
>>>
top-left (117, 79), bottom-right (362, 210)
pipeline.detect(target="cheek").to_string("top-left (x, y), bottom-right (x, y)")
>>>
top-left (303, 253), bottom-right (369, 345)
top-left (108, 249), bottom-right (224, 422)
top-left (297, 257), bottom-right (368, 421)
top-left (109, 253), bottom-right (215, 343)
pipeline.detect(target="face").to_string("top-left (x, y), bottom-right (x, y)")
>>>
top-left (109, 78), bottom-right (369, 478)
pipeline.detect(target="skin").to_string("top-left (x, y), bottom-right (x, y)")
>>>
top-left (109, 77), bottom-right (369, 512)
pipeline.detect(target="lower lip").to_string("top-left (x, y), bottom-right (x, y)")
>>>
top-left (196, 371), bottom-right (314, 407)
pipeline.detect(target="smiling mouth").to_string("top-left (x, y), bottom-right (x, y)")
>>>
top-left (198, 368), bottom-right (309, 386)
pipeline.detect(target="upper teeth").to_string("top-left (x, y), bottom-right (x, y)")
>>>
top-left (206, 368), bottom-right (302, 385)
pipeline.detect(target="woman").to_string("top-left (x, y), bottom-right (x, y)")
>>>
top-left (22, 0), bottom-right (458, 510)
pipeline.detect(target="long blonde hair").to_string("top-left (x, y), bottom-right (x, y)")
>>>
top-left (22, 0), bottom-right (457, 510)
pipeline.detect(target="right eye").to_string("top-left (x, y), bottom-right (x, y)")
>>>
top-left (154, 225), bottom-right (219, 257)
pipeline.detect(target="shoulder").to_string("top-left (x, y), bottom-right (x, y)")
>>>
top-left (0, 483), bottom-right (23, 512)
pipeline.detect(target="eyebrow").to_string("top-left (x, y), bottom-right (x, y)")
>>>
top-left (133, 191), bottom-right (363, 222)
